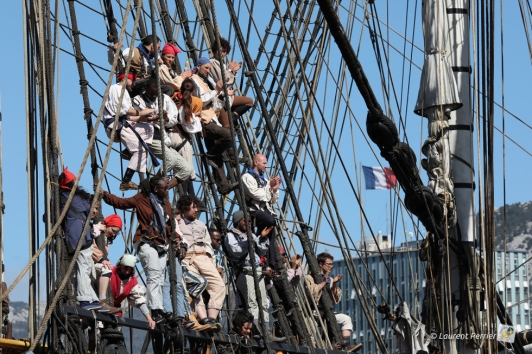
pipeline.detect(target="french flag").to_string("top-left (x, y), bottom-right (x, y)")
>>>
top-left (362, 166), bottom-right (397, 190)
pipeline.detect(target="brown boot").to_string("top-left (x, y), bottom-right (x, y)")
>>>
top-left (119, 181), bottom-right (138, 191)
top-left (99, 300), bottom-right (120, 314)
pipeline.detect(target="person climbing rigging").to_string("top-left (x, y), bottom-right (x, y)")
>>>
top-left (223, 210), bottom-right (285, 342)
top-left (279, 246), bottom-right (302, 288)
top-left (209, 228), bottom-right (224, 279)
top-left (158, 42), bottom-right (193, 93)
top-left (58, 167), bottom-right (104, 312)
top-left (91, 213), bottom-right (123, 312)
top-left (190, 57), bottom-right (240, 195)
top-left (176, 195), bottom-right (225, 331)
top-left (107, 34), bottom-right (174, 97)
top-left (305, 252), bottom-right (362, 352)
top-left (110, 254), bottom-right (156, 329)
top-left (102, 68), bottom-right (158, 191)
top-left (167, 78), bottom-right (203, 197)
top-left (241, 153), bottom-right (281, 270)
top-left (132, 77), bottom-right (194, 190)
top-left (210, 37), bottom-right (254, 129)
top-left (101, 176), bottom-right (173, 324)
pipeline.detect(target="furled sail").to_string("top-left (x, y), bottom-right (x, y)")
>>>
top-left (414, 0), bottom-right (462, 227)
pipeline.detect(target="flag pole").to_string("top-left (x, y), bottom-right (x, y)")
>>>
top-left (359, 163), bottom-right (365, 251)
top-left (389, 187), bottom-right (392, 245)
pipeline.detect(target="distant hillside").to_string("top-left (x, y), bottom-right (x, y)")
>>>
top-left (493, 201), bottom-right (532, 250)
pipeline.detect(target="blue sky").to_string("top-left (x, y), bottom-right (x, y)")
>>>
top-left (1, 1), bottom-right (532, 301)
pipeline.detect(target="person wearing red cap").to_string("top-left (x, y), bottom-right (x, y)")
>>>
top-left (92, 214), bottom-right (123, 312)
top-left (158, 43), bottom-right (193, 93)
top-left (58, 167), bottom-right (104, 311)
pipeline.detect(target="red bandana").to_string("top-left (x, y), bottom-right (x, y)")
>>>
top-left (104, 214), bottom-right (122, 229)
top-left (111, 266), bottom-right (138, 316)
top-left (59, 167), bottom-right (76, 190)
top-left (116, 72), bottom-right (137, 82)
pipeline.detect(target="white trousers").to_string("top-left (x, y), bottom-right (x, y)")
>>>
top-left (73, 246), bottom-right (99, 303)
top-left (138, 243), bottom-right (167, 310)
top-left (120, 122), bottom-right (153, 173)
top-left (336, 313), bottom-right (353, 331)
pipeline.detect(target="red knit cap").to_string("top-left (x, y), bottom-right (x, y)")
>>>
top-left (161, 43), bottom-right (181, 56)
top-left (104, 214), bottom-right (123, 229)
top-left (59, 167), bottom-right (76, 190)
top-left (279, 246), bottom-right (285, 253)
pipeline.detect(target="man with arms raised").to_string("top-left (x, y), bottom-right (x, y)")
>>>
top-left (305, 252), bottom-right (361, 352)
top-left (241, 154), bottom-right (281, 270)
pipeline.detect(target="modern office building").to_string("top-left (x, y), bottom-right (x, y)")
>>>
top-left (332, 236), bottom-right (530, 354)
top-left (495, 249), bottom-right (530, 332)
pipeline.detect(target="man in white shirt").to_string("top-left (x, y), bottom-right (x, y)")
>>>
top-left (241, 153), bottom-right (282, 273)
top-left (132, 78), bottom-right (194, 190)
top-left (102, 70), bottom-right (157, 191)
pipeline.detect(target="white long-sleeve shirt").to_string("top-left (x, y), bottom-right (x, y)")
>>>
top-left (103, 83), bottom-right (132, 122)
top-left (241, 173), bottom-right (279, 215)
top-left (132, 93), bottom-right (178, 146)
top-left (115, 280), bottom-right (149, 316)
top-left (177, 106), bottom-right (202, 134)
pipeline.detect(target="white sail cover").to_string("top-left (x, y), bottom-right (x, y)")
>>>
top-left (414, 0), bottom-right (462, 227)
top-left (393, 302), bottom-right (430, 354)
top-left (414, 0), bottom-right (462, 115)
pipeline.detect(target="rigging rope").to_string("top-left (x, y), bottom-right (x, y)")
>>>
top-left (224, 0), bottom-right (343, 345)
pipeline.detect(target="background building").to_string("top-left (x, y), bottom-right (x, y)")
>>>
top-left (332, 237), bottom-right (530, 354)
top-left (495, 249), bottom-right (531, 332)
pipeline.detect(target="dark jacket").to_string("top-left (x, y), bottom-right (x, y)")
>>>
top-left (103, 192), bottom-right (172, 245)
top-left (60, 190), bottom-right (93, 252)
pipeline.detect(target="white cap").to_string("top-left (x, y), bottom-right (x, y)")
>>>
top-left (118, 254), bottom-right (138, 268)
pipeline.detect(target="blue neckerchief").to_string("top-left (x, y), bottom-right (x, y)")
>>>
top-left (149, 193), bottom-right (166, 237)
top-left (137, 44), bottom-right (153, 70)
top-left (246, 168), bottom-right (267, 188)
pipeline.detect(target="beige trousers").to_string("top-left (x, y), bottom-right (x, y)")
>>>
top-left (183, 254), bottom-right (225, 310)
